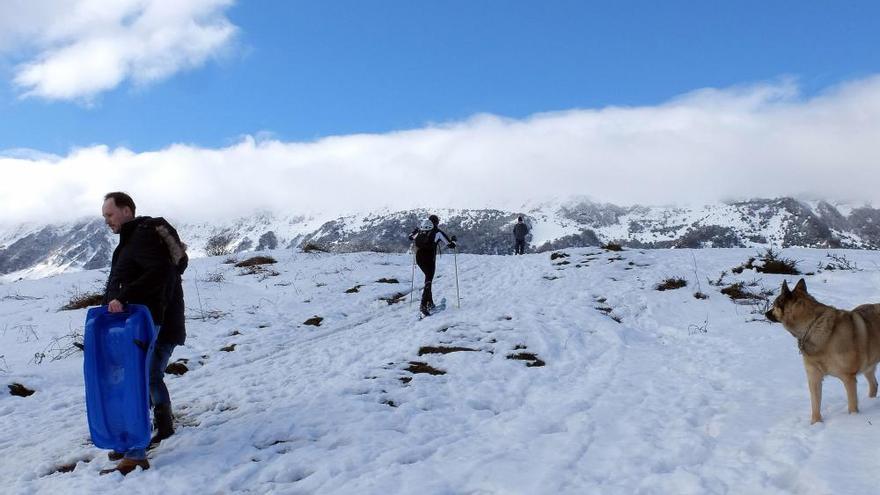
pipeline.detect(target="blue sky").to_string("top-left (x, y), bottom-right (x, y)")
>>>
top-left (3, 1), bottom-right (880, 223)
top-left (1, 1), bottom-right (879, 154)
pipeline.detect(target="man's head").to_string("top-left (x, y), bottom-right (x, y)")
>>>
top-left (102, 192), bottom-right (136, 234)
top-left (428, 214), bottom-right (439, 227)
top-left (518, 216), bottom-right (523, 222)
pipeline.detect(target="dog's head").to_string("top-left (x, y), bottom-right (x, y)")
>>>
top-left (765, 278), bottom-right (809, 323)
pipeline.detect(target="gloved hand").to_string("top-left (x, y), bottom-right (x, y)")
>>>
top-left (447, 241), bottom-right (457, 249)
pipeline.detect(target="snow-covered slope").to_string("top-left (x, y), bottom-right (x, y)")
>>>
top-left (2, 247), bottom-right (880, 493)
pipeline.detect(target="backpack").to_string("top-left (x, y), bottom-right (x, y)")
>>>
top-left (414, 228), bottom-right (436, 250)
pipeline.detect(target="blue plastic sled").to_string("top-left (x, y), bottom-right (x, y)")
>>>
top-left (83, 304), bottom-right (157, 453)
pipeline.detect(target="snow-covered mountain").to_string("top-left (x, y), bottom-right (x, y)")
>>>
top-left (2, 197), bottom-right (879, 280)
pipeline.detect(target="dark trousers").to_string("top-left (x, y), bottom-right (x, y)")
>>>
top-left (416, 252), bottom-right (436, 310)
top-left (515, 239), bottom-right (526, 255)
top-left (123, 329), bottom-right (175, 460)
top-left (149, 341), bottom-right (177, 406)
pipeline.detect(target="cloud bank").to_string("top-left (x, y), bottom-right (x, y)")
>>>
top-left (0, 0), bottom-right (237, 101)
top-left (2, 76), bottom-right (880, 225)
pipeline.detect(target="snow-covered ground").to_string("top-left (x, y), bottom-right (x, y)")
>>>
top-left (2, 247), bottom-right (880, 494)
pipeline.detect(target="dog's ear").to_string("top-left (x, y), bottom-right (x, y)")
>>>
top-left (794, 278), bottom-right (807, 294)
top-left (782, 280), bottom-right (791, 297)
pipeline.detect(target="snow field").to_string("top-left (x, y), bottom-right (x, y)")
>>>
top-left (2, 247), bottom-right (880, 494)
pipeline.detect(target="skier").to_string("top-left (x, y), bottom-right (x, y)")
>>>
top-left (408, 214), bottom-right (456, 317)
top-left (100, 192), bottom-right (188, 475)
top-left (513, 216), bottom-right (529, 255)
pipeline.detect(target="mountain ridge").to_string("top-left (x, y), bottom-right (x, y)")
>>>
top-left (2, 197), bottom-right (879, 280)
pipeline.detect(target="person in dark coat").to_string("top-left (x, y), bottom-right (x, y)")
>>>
top-left (408, 214), bottom-right (455, 317)
top-left (100, 192), bottom-right (187, 475)
top-left (513, 216), bottom-right (529, 255)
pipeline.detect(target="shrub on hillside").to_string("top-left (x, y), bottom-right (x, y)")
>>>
top-left (60, 290), bottom-right (103, 311)
top-left (823, 253), bottom-right (859, 271)
top-left (656, 277), bottom-right (687, 291)
top-left (732, 248), bottom-right (800, 275)
top-left (205, 234), bottom-right (235, 257)
top-left (755, 248), bottom-right (800, 275)
top-left (302, 243), bottom-right (329, 253)
top-left (234, 255), bottom-right (277, 267)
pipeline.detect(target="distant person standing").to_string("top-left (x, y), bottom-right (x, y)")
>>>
top-left (408, 214), bottom-right (456, 317)
top-left (513, 216), bottom-right (529, 255)
top-left (100, 192), bottom-right (188, 475)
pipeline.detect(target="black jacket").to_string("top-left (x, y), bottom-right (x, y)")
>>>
top-left (103, 216), bottom-right (187, 345)
top-left (513, 222), bottom-right (529, 240)
top-left (409, 227), bottom-right (453, 261)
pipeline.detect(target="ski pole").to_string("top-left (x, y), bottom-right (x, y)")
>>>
top-left (410, 245), bottom-right (416, 307)
top-left (454, 245), bottom-right (461, 308)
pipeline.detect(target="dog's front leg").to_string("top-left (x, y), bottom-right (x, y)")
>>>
top-left (806, 366), bottom-right (824, 424)
top-left (842, 373), bottom-right (859, 414)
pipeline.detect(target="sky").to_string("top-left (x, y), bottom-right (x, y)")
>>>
top-left (1, 1), bottom-right (880, 224)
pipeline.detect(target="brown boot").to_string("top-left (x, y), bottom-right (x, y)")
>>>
top-left (107, 451), bottom-right (124, 461)
top-left (100, 458), bottom-right (150, 475)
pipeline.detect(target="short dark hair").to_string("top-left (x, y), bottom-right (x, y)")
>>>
top-left (428, 214), bottom-right (439, 226)
top-left (518, 216), bottom-right (523, 221)
top-left (104, 192), bottom-right (136, 215)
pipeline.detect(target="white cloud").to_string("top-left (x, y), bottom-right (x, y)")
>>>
top-left (2, 76), bottom-right (880, 226)
top-left (0, 147), bottom-right (62, 162)
top-left (0, 0), bottom-right (237, 101)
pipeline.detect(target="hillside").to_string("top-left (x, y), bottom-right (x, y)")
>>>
top-left (2, 247), bottom-right (880, 493)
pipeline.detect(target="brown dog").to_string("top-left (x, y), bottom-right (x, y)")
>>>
top-left (766, 278), bottom-right (880, 424)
